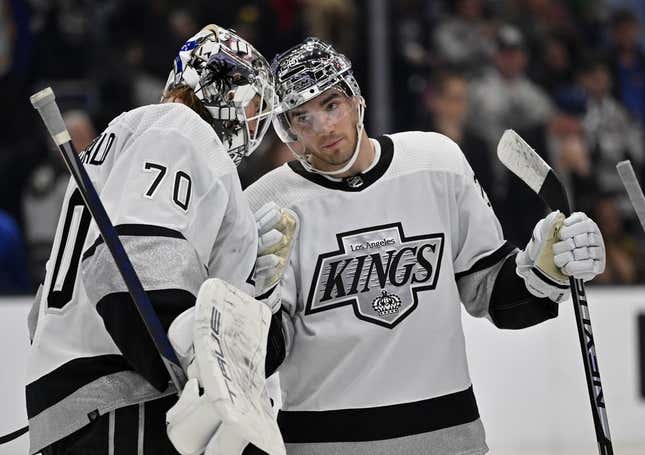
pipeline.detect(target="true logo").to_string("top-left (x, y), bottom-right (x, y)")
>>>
top-left (306, 223), bottom-right (444, 328)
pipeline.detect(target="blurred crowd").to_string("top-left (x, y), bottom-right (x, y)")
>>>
top-left (1, 0), bottom-right (644, 294)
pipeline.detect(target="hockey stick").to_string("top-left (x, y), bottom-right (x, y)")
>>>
top-left (497, 129), bottom-right (613, 455)
top-left (30, 87), bottom-right (187, 391)
top-left (617, 160), bottom-right (645, 232)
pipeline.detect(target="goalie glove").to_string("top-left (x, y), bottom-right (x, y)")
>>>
top-left (516, 211), bottom-right (606, 303)
top-left (254, 202), bottom-right (299, 313)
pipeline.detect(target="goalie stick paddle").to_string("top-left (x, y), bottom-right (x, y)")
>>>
top-left (497, 130), bottom-right (613, 455)
top-left (30, 87), bottom-right (187, 392)
top-left (616, 160), bottom-right (645, 232)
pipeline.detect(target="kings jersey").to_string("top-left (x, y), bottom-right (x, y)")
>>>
top-left (245, 132), bottom-right (519, 455)
top-left (25, 103), bottom-right (257, 454)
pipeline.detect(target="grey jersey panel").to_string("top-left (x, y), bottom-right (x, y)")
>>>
top-left (82, 235), bottom-right (206, 304)
top-left (285, 420), bottom-right (487, 455)
top-left (457, 248), bottom-right (518, 318)
top-left (28, 371), bottom-right (174, 454)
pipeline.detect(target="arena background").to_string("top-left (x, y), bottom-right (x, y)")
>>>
top-left (1, 0), bottom-right (644, 453)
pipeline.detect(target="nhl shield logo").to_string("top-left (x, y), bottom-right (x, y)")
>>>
top-left (345, 175), bottom-right (364, 188)
top-left (305, 223), bottom-right (444, 328)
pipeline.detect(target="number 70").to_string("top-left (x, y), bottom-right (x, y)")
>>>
top-left (143, 162), bottom-right (192, 211)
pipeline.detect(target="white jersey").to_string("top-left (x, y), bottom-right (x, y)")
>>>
top-left (245, 132), bottom-right (557, 455)
top-left (25, 103), bottom-right (257, 454)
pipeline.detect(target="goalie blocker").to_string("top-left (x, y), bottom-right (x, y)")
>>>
top-left (167, 278), bottom-right (286, 455)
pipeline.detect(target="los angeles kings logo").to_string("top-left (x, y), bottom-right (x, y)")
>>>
top-left (305, 223), bottom-right (444, 328)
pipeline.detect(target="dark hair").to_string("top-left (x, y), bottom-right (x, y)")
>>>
top-left (610, 8), bottom-right (639, 28)
top-left (577, 54), bottom-right (609, 75)
top-left (430, 69), bottom-right (466, 94)
top-left (160, 84), bottom-right (214, 125)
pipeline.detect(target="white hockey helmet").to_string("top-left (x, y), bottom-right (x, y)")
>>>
top-left (271, 38), bottom-right (365, 175)
top-left (165, 24), bottom-right (276, 165)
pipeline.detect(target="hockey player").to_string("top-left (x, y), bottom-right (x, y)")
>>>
top-left (238, 38), bottom-right (605, 454)
top-left (25, 24), bottom-right (276, 455)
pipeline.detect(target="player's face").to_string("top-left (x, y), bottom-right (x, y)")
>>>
top-left (287, 88), bottom-right (359, 172)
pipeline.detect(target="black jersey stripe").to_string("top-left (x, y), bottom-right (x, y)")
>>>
top-left (454, 241), bottom-right (516, 280)
top-left (287, 135), bottom-right (394, 192)
top-left (82, 224), bottom-right (186, 261)
top-left (114, 403), bottom-right (139, 454)
top-left (277, 386), bottom-right (479, 443)
top-left (96, 288), bottom-right (195, 391)
top-left (26, 354), bottom-right (133, 418)
top-left (488, 255), bottom-right (559, 329)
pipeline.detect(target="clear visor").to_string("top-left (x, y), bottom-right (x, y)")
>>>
top-left (273, 88), bottom-right (355, 143)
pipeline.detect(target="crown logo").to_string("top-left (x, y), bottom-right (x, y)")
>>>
top-left (372, 290), bottom-right (402, 316)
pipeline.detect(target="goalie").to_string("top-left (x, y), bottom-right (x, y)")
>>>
top-left (25, 25), bottom-right (276, 455)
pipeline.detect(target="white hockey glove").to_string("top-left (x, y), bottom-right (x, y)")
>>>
top-left (166, 279), bottom-right (286, 455)
top-left (254, 202), bottom-right (299, 313)
top-left (554, 212), bottom-right (606, 279)
top-left (516, 211), bottom-right (606, 303)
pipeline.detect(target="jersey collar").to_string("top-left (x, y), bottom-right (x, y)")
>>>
top-left (287, 135), bottom-right (394, 192)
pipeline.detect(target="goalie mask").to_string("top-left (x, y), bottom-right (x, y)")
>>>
top-left (165, 24), bottom-right (276, 165)
top-left (271, 37), bottom-right (366, 176)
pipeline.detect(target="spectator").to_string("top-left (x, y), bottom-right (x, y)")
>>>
top-left (0, 209), bottom-right (31, 294)
top-left (467, 24), bottom-right (554, 214)
top-left (22, 110), bottom-right (96, 286)
top-left (433, 0), bottom-right (495, 77)
top-left (607, 8), bottom-right (645, 126)
top-left (593, 193), bottom-right (645, 284)
top-left (529, 31), bottom-right (579, 98)
top-left (577, 58), bottom-right (644, 216)
top-left (425, 70), bottom-right (494, 196)
top-left (468, 24), bottom-right (554, 151)
top-left (301, 0), bottom-right (357, 59)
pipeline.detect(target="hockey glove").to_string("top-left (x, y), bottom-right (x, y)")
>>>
top-left (254, 202), bottom-right (299, 313)
top-left (516, 211), bottom-right (605, 303)
top-left (166, 279), bottom-right (285, 455)
top-left (554, 212), bottom-right (605, 280)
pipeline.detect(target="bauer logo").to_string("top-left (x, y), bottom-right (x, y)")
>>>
top-left (305, 223), bottom-right (444, 328)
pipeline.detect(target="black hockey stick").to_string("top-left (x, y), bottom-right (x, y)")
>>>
top-left (30, 87), bottom-right (187, 392)
top-left (497, 130), bottom-right (613, 455)
top-left (617, 160), bottom-right (645, 232)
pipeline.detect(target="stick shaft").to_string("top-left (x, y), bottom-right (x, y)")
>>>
top-left (617, 160), bottom-right (645, 232)
top-left (541, 175), bottom-right (613, 454)
top-left (570, 278), bottom-right (613, 453)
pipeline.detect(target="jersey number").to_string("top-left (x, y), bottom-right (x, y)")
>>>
top-left (144, 162), bottom-right (192, 211)
top-left (47, 188), bottom-right (92, 309)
